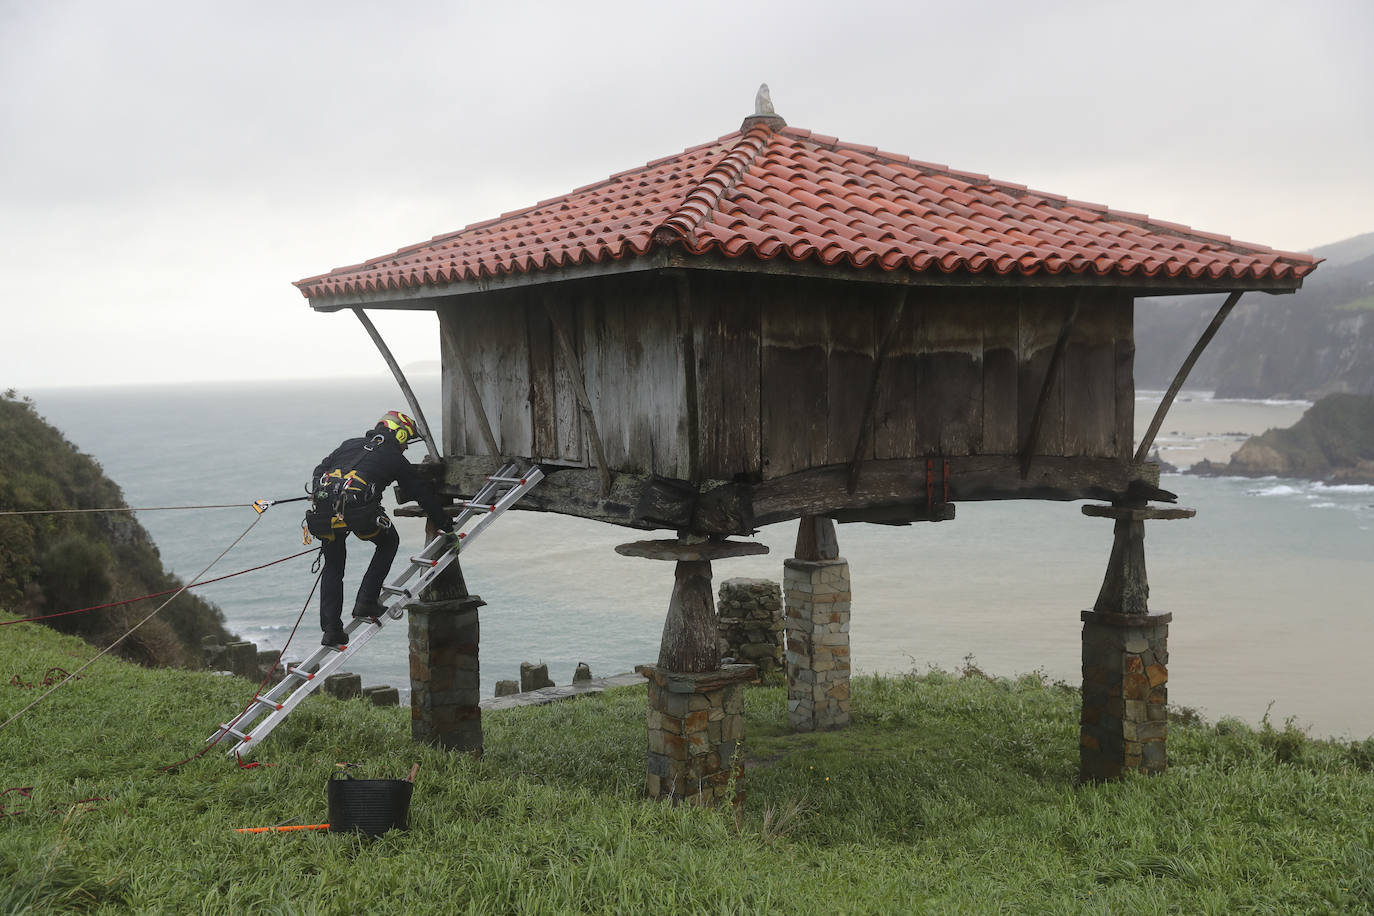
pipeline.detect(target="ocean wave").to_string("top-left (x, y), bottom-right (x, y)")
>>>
top-left (1246, 484), bottom-right (1303, 497)
top-left (1134, 389), bottom-right (1311, 408)
top-left (1312, 483), bottom-right (1374, 495)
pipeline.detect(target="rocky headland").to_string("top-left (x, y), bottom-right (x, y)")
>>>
top-left (1188, 393), bottom-right (1374, 484)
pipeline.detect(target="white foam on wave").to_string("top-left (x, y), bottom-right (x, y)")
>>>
top-left (1313, 483), bottom-right (1374, 495)
top-left (1247, 484), bottom-right (1303, 497)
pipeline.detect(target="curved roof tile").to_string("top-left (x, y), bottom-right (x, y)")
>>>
top-left (295, 121), bottom-right (1318, 301)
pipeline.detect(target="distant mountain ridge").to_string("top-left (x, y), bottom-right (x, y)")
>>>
top-left (1135, 231), bottom-right (1374, 399)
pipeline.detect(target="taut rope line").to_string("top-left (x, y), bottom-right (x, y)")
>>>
top-left (0, 548), bottom-right (317, 627)
top-left (0, 512), bottom-right (267, 733)
top-left (0, 496), bottom-right (310, 517)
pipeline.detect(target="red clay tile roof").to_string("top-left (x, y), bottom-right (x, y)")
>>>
top-left (295, 121), bottom-right (1318, 302)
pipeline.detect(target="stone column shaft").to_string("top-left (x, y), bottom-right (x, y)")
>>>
top-left (784, 558), bottom-right (851, 731)
top-left (1080, 610), bottom-right (1170, 780)
top-left (409, 595), bottom-right (484, 752)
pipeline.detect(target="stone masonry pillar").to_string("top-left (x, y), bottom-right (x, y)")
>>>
top-left (785, 516), bottom-right (851, 732)
top-left (1078, 503), bottom-right (1194, 781)
top-left (409, 523), bottom-right (485, 754)
top-left (616, 537), bottom-right (767, 805)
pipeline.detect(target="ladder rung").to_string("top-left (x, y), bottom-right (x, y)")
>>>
top-left (380, 585), bottom-right (413, 598)
top-left (218, 724), bottom-right (250, 741)
top-left (252, 695), bottom-right (284, 711)
top-left (459, 502), bottom-right (497, 512)
top-left (486, 475), bottom-right (527, 484)
top-left (286, 667), bottom-right (316, 680)
top-left (409, 556), bottom-right (439, 567)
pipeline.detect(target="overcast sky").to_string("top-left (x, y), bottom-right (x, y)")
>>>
top-left (4, 0), bottom-right (1371, 389)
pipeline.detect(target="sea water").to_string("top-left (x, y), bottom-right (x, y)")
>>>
top-left (20, 379), bottom-right (1374, 739)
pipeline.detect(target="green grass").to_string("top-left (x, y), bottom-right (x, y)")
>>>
top-left (2, 616), bottom-right (1373, 914)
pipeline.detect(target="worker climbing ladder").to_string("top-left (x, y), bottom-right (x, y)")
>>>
top-left (207, 462), bottom-right (543, 759)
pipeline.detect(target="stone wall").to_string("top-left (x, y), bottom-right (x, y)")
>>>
top-left (717, 578), bottom-right (783, 675)
top-left (1080, 610), bottom-right (1170, 780)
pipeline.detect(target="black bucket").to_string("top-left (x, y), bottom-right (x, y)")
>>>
top-left (327, 777), bottom-right (413, 836)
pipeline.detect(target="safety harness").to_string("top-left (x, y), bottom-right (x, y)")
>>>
top-left (303, 434), bottom-right (393, 543)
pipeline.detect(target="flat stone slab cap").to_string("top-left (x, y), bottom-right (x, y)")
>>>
top-left (1081, 504), bottom-right (1196, 521)
top-left (635, 663), bottom-right (758, 692)
top-left (615, 539), bottom-right (769, 561)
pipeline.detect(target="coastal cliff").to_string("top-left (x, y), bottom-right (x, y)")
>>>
top-left (1189, 393), bottom-right (1374, 484)
top-left (0, 390), bottom-right (236, 666)
top-left (1135, 231), bottom-right (1374, 399)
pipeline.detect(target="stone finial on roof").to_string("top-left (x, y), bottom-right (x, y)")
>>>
top-left (741, 83), bottom-right (787, 133)
top-left (756, 83), bottom-right (775, 115)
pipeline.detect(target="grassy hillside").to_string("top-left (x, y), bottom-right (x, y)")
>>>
top-left (2, 619), bottom-right (1371, 914)
top-left (0, 390), bottom-right (234, 666)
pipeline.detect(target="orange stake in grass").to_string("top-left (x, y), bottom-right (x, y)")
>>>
top-left (235, 823), bottom-right (330, 834)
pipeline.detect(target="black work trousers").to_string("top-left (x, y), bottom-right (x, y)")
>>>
top-left (319, 523), bottom-right (400, 631)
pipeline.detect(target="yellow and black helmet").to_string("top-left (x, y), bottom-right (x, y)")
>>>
top-left (377, 410), bottom-right (421, 447)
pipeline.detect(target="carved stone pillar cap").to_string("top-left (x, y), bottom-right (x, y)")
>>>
top-left (615, 539), bottom-right (769, 562)
top-left (1081, 609), bottom-right (1173, 627)
top-left (636, 663), bottom-right (758, 692)
top-left (1082, 504), bottom-right (1196, 521)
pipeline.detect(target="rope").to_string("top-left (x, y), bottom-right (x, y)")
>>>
top-left (0, 513), bottom-right (266, 734)
top-left (0, 548), bottom-right (318, 627)
top-left (159, 569), bottom-right (322, 773)
top-left (0, 496), bottom-right (311, 518)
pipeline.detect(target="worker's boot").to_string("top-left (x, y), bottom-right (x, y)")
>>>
top-left (321, 624), bottom-right (348, 649)
top-left (352, 598), bottom-right (387, 621)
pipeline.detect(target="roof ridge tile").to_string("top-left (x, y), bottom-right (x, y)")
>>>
top-left (654, 125), bottom-right (776, 245)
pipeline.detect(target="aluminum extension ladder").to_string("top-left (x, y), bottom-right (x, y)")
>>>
top-left (207, 462), bottom-right (543, 759)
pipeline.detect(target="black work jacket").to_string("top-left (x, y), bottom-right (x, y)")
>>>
top-left (312, 428), bottom-right (451, 531)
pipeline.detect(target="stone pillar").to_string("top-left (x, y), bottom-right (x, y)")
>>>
top-left (637, 663), bottom-right (755, 805)
top-left (409, 531), bottom-right (485, 754)
top-left (785, 516), bottom-right (851, 732)
top-left (1078, 503), bottom-right (1194, 781)
top-left (1080, 610), bottom-right (1170, 779)
top-left (717, 578), bottom-right (784, 676)
top-left (616, 536), bottom-right (768, 805)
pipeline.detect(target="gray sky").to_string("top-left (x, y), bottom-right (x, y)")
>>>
top-left (4, 0), bottom-right (1371, 389)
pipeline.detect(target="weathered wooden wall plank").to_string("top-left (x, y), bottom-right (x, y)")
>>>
top-left (1113, 295), bottom-right (1135, 460)
top-left (627, 276), bottom-right (689, 479)
top-left (691, 273), bottom-right (761, 480)
top-left (438, 309), bottom-right (468, 457)
top-left (525, 295), bottom-right (559, 460)
top-left (873, 289), bottom-right (920, 460)
top-left (469, 291), bottom-right (534, 455)
top-left (915, 293), bottom-right (984, 456)
top-left (824, 288), bottom-right (876, 466)
top-left (1062, 291), bottom-right (1116, 457)
top-left (1018, 291), bottom-right (1067, 457)
top-left (981, 296), bottom-right (1020, 454)
top-left (573, 277), bottom-right (687, 478)
top-left (761, 283), bottom-right (829, 479)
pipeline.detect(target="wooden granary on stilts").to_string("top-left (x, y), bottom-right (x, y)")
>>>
top-left (294, 91), bottom-right (1317, 797)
